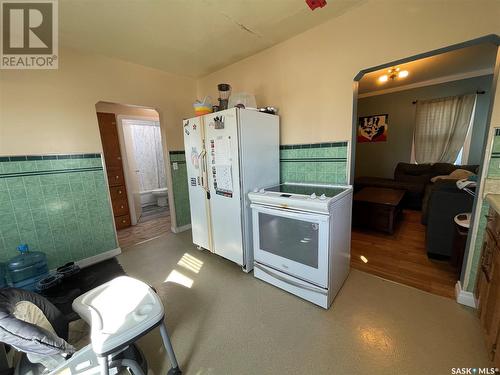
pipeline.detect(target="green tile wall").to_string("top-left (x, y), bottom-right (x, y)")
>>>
top-left (280, 142), bottom-right (348, 184)
top-left (169, 151), bottom-right (191, 227)
top-left (171, 142), bottom-right (349, 229)
top-left (0, 154), bottom-right (117, 269)
top-left (466, 201), bottom-right (490, 292)
top-left (487, 129), bottom-right (500, 178)
top-left (465, 128), bottom-right (500, 292)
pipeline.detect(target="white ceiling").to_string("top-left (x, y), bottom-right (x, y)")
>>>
top-left (60, 0), bottom-right (364, 78)
top-left (358, 43), bottom-right (498, 95)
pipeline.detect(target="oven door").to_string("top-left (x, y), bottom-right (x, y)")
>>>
top-left (251, 204), bottom-right (329, 287)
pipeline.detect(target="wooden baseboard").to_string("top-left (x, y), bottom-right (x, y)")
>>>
top-left (76, 248), bottom-right (122, 269)
top-left (171, 224), bottom-right (192, 233)
top-left (455, 281), bottom-right (477, 308)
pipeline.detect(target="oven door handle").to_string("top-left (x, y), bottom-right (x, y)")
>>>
top-left (250, 204), bottom-right (329, 222)
top-left (254, 263), bottom-right (328, 295)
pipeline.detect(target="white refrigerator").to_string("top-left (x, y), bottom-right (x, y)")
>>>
top-left (183, 108), bottom-right (279, 272)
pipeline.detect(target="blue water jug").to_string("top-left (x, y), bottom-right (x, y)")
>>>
top-left (7, 244), bottom-right (49, 291)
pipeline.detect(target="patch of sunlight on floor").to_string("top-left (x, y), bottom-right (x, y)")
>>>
top-left (177, 253), bottom-right (204, 274)
top-left (164, 270), bottom-right (194, 288)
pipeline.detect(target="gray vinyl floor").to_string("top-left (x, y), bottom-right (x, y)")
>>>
top-left (117, 230), bottom-right (490, 375)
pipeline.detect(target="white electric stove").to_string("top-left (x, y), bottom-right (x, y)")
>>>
top-left (248, 183), bottom-right (353, 309)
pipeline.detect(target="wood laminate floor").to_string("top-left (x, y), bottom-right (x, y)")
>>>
top-left (117, 211), bottom-right (171, 249)
top-left (351, 210), bottom-right (458, 299)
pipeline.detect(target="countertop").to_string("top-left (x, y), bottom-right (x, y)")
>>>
top-left (486, 193), bottom-right (500, 214)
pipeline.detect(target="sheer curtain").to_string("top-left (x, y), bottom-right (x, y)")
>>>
top-left (413, 94), bottom-right (476, 164)
top-left (123, 119), bottom-right (167, 191)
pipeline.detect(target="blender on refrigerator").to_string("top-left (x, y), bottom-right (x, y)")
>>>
top-left (183, 107), bottom-right (279, 272)
top-left (217, 83), bottom-right (231, 111)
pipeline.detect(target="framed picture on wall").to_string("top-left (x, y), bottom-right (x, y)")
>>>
top-left (357, 114), bottom-right (388, 143)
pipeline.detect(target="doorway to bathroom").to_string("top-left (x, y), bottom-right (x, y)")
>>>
top-left (121, 118), bottom-right (168, 222)
top-left (95, 102), bottom-right (171, 250)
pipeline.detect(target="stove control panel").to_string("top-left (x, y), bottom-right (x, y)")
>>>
top-left (248, 184), bottom-right (353, 215)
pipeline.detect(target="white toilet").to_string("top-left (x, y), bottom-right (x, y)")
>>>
top-left (151, 188), bottom-right (168, 207)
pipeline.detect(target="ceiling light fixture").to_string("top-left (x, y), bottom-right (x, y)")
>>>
top-left (378, 67), bottom-right (409, 83)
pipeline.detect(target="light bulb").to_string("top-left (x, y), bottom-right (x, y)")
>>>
top-left (398, 70), bottom-right (409, 78)
top-left (378, 75), bottom-right (388, 83)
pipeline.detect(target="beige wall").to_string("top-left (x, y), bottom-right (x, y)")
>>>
top-left (0, 47), bottom-right (195, 155)
top-left (197, 1), bottom-right (500, 145)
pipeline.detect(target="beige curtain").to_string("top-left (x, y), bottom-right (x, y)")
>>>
top-left (414, 94), bottom-right (476, 164)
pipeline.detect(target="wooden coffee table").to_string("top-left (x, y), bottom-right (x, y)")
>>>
top-left (353, 187), bottom-right (405, 234)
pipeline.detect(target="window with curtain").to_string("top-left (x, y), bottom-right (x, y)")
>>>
top-left (413, 94), bottom-right (476, 164)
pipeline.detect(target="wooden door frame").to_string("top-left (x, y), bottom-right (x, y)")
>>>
top-left (95, 103), bottom-right (179, 232)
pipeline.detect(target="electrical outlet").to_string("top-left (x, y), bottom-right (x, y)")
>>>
top-left (173, 162), bottom-right (178, 170)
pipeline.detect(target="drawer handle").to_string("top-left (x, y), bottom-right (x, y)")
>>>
top-left (118, 190), bottom-right (122, 194)
top-left (122, 219), bottom-right (126, 223)
top-left (115, 175), bottom-right (120, 179)
top-left (120, 205), bottom-right (124, 209)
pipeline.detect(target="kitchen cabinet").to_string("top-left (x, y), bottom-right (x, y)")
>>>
top-left (476, 206), bottom-right (500, 367)
top-left (96, 112), bottom-right (131, 230)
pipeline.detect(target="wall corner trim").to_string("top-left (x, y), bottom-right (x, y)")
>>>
top-left (171, 224), bottom-right (192, 234)
top-left (455, 281), bottom-right (477, 308)
top-left (75, 248), bottom-right (122, 269)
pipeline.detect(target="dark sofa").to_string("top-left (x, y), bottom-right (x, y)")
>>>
top-left (423, 180), bottom-right (475, 259)
top-left (355, 162), bottom-right (478, 210)
top-left (355, 162), bottom-right (479, 260)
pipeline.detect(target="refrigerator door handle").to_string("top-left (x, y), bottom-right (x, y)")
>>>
top-left (197, 150), bottom-right (207, 190)
top-left (198, 150), bottom-right (211, 200)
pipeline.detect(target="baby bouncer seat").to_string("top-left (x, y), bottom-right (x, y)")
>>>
top-left (0, 276), bottom-right (182, 375)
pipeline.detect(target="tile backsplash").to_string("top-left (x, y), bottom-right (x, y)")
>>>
top-left (280, 142), bottom-right (348, 184)
top-left (169, 151), bottom-right (191, 228)
top-left (465, 128), bottom-right (500, 292)
top-left (170, 141), bottom-right (349, 229)
top-left (0, 154), bottom-right (117, 269)
top-left (466, 201), bottom-right (490, 292)
top-left (488, 128), bottom-right (500, 178)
